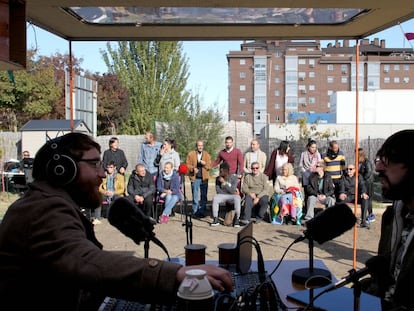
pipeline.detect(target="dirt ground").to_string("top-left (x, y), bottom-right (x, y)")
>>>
top-left (94, 180), bottom-right (385, 281)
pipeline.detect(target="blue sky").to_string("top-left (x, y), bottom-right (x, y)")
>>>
top-left (27, 19), bottom-right (414, 113)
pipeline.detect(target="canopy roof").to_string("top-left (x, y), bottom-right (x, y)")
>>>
top-left (28, 0), bottom-right (414, 41)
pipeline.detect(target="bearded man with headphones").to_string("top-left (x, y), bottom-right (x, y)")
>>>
top-left (0, 133), bottom-right (233, 311)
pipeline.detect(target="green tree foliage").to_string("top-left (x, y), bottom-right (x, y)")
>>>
top-left (297, 116), bottom-right (339, 143)
top-left (101, 41), bottom-right (190, 134)
top-left (0, 50), bottom-right (82, 131)
top-left (93, 73), bottom-right (130, 135)
top-left (161, 94), bottom-right (224, 160)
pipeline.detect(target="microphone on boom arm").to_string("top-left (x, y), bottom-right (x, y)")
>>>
top-left (107, 197), bottom-right (170, 259)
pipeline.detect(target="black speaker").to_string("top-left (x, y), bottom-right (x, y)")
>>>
top-left (45, 141), bottom-right (78, 185)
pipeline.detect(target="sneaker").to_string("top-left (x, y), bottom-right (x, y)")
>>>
top-left (367, 213), bottom-right (376, 223)
top-left (159, 214), bottom-right (169, 224)
top-left (233, 219), bottom-right (240, 228)
top-left (210, 217), bottom-right (220, 226)
top-left (271, 217), bottom-right (283, 225)
top-left (239, 219), bottom-right (249, 225)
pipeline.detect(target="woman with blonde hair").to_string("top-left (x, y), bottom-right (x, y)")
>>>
top-left (270, 163), bottom-right (303, 225)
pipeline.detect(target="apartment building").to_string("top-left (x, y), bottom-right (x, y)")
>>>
top-left (227, 39), bottom-right (414, 135)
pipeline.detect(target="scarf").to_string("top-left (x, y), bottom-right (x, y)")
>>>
top-left (162, 171), bottom-right (173, 181)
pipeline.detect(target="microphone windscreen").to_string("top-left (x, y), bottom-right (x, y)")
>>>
top-left (305, 203), bottom-right (356, 244)
top-left (178, 163), bottom-right (188, 175)
top-left (107, 197), bottom-right (155, 245)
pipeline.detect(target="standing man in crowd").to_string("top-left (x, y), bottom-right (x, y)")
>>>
top-left (138, 131), bottom-right (162, 178)
top-left (102, 136), bottom-right (128, 175)
top-left (363, 130), bottom-right (414, 310)
top-left (241, 161), bottom-right (270, 224)
top-left (212, 136), bottom-right (244, 178)
top-left (0, 133), bottom-right (233, 310)
top-left (186, 140), bottom-right (211, 218)
top-left (127, 163), bottom-right (156, 218)
top-left (322, 140), bottom-right (346, 199)
top-left (244, 139), bottom-right (267, 174)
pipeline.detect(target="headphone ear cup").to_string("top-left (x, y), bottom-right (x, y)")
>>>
top-left (46, 154), bottom-right (78, 186)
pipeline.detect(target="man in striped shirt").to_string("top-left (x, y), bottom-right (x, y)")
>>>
top-left (322, 140), bottom-right (346, 200)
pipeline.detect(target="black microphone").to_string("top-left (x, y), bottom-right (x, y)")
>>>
top-left (107, 197), bottom-right (170, 259)
top-left (302, 203), bottom-right (357, 244)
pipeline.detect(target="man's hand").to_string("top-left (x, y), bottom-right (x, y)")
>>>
top-left (194, 168), bottom-right (199, 174)
top-left (361, 193), bottom-right (369, 200)
top-left (176, 265), bottom-right (234, 292)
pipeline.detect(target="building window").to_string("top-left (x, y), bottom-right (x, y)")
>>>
top-left (274, 64), bottom-right (280, 71)
top-left (394, 77), bottom-right (400, 83)
top-left (403, 77), bottom-right (410, 83)
top-left (298, 97), bottom-right (306, 104)
top-left (275, 115), bottom-right (280, 121)
top-left (240, 111), bottom-right (246, 116)
top-left (274, 77), bottom-right (280, 83)
top-left (274, 51), bottom-right (281, 58)
top-left (240, 72), bottom-right (246, 78)
top-left (239, 98), bottom-right (246, 104)
top-left (327, 64), bottom-right (334, 71)
top-left (384, 77), bottom-right (390, 83)
top-left (298, 59), bottom-right (306, 65)
top-left (327, 76), bottom-right (334, 83)
top-left (309, 59), bottom-right (315, 68)
top-left (394, 65), bottom-right (400, 71)
top-left (240, 85), bottom-right (246, 91)
top-left (404, 64), bottom-right (410, 71)
top-left (298, 72), bottom-right (306, 80)
top-left (240, 59), bottom-right (246, 65)
top-left (383, 65), bottom-right (390, 73)
top-left (274, 103), bottom-right (280, 109)
top-left (341, 64), bottom-right (348, 74)
top-left (341, 77), bottom-right (348, 83)
top-left (309, 72), bottom-right (315, 78)
top-left (309, 85), bottom-right (315, 91)
top-left (274, 90), bottom-right (280, 96)
top-left (327, 90), bottom-right (333, 96)
top-left (309, 97), bottom-right (316, 104)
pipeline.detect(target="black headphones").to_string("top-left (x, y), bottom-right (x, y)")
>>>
top-left (45, 140), bottom-right (78, 186)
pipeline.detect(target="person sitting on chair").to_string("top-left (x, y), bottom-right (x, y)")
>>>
top-left (127, 163), bottom-right (156, 217)
top-left (241, 161), bottom-right (270, 224)
top-left (211, 162), bottom-right (241, 227)
top-left (156, 161), bottom-right (181, 224)
top-left (337, 164), bottom-right (370, 228)
top-left (271, 163), bottom-right (303, 225)
top-left (304, 161), bottom-right (336, 221)
top-left (97, 161), bottom-right (125, 223)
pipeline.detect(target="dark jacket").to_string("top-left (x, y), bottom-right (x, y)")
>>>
top-left (338, 174), bottom-right (367, 197)
top-left (373, 202), bottom-right (414, 310)
top-left (102, 148), bottom-right (128, 172)
top-left (127, 169), bottom-right (156, 199)
top-left (264, 149), bottom-right (294, 182)
top-left (0, 181), bottom-right (180, 311)
top-left (306, 172), bottom-right (335, 197)
top-left (359, 159), bottom-right (374, 183)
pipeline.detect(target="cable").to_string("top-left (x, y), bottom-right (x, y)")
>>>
top-left (268, 238), bottom-right (298, 278)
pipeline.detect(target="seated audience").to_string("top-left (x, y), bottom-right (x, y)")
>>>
top-left (271, 163), bottom-right (303, 225)
top-left (156, 161), bottom-right (181, 224)
top-left (304, 161), bottom-right (336, 220)
top-left (299, 140), bottom-right (321, 196)
top-left (127, 163), bottom-right (156, 217)
top-left (241, 161), bottom-right (270, 224)
top-left (337, 164), bottom-right (370, 228)
top-left (211, 162), bottom-right (241, 227)
top-left (96, 161), bottom-right (125, 224)
top-left (264, 140), bottom-right (294, 185)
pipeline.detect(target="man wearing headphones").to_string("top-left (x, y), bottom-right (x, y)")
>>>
top-left (0, 133), bottom-right (233, 311)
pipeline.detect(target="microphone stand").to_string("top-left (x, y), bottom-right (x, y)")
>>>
top-left (144, 238), bottom-right (150, 259)
top-left (180, 174), bottom-right (193, 245)
top-left (292, 237), bottom-right (332, 287)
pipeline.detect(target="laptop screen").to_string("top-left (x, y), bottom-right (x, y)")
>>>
top-left (236, 222), bottom-right (253, 274)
